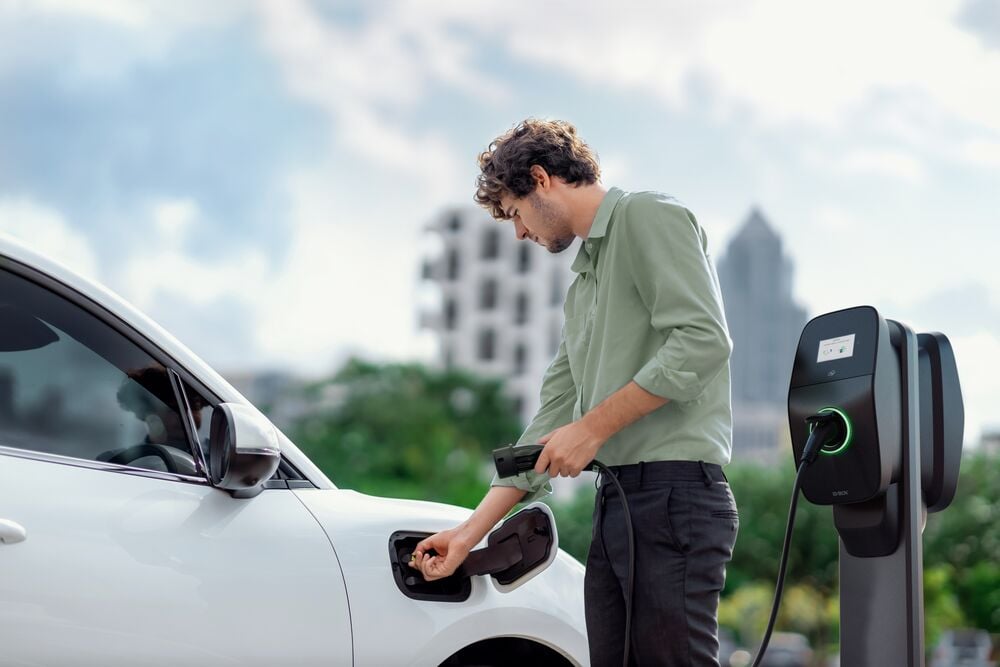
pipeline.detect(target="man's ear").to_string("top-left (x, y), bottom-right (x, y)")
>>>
top-left (529, 164), bottom-right (551, 191)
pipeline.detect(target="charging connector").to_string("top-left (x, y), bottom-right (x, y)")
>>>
top-left (492, 444), bottom-right (633, 667)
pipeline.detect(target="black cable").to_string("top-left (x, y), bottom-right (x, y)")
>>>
top-left (493, 446), bottom-right (635, 667)
top-left (591, 462), bottom-right (634, 667)
top-left (750, 415), bottom-right (842, 667)
top-left (750, 461), bottom-right (807, 667)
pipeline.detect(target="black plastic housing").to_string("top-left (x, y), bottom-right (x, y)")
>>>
top-left (917, 332), bottom-right (964, 513)
top-left (788, 306), bottom-right (901, 505)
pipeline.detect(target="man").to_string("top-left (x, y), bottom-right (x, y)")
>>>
top-left (410, 118), bottom-right (738, 666)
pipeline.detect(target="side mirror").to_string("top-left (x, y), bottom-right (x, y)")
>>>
top-left (209, 403), bottom-right (281, 498)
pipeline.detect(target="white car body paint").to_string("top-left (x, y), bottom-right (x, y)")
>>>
top-left (0, 233), bottom-right (590, 666)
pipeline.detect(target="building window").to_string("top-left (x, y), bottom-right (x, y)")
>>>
top-left (478, 328), bottom-right (496, 361)
top-left (515, 292), bottom-right (529, 325)
top-left (517, 244), bottom-right (531, 273)
top-left (481, 229), bottom-right (500, 259)
top-left (480, 279), bottom-right (498, 310)
top-left (444, 298), bottom-right (458, 330)
top-left (447, 213), bottom-right (462, 232)
top-left (550, 270), bottom-right (563, 305)
top-left (446, 248), bottom-right (460, 281)
top-left (443, 345), bottom-right (454, 369)
top-left (513, 343), bottom-right (528, 375)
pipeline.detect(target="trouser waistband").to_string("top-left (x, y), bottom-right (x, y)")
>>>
top-left (597, 460), bottom-right (727, 488)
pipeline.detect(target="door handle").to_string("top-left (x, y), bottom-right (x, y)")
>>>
top-left (0, 518), bottom-right (26, 545)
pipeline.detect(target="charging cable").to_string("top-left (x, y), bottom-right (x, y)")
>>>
top-left (493, 445), bottom-right (634, 667)
top-left (749, 412), bottom-right (845, 667)
top-left (495, 412), bottom-right (844, 667)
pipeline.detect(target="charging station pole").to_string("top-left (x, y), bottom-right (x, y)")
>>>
top-left (837, 320), bottom-right (924, 666)
top-left (788, 306), bottom-right (962, 667)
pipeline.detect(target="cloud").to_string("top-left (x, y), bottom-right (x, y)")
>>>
top-left (489, 0), bottom-right (1000, 135)
top-left (255, 0), bottom-right (502, 204)
top-left (0, 0), bottom-right (248, 83)
top-left (248, 163), bottom-right (434, 370)
top-left (957, 0), bottom-right (1000, 50)
top-left (0, 198), bottom-right (98, 279)
top-left (0, 16), bottom-right (325, 267)
top-left (837, 149), bottom-right (927, 184)
top-left (116, 198), bottom-right (270, 312)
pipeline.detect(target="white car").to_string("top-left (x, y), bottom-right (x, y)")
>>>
top-left (0, 235), bottom-right (588, 666)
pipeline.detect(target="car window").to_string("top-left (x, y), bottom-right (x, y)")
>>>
top-left (0, 268), bottom-right (208, 477)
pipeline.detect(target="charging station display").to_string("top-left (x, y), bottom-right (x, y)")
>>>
top-left (817, 333), bottom-right (856, 363)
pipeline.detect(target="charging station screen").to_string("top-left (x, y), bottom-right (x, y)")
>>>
top-left (818, 334), bottom-right (856, 363)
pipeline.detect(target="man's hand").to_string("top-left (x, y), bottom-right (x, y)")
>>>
top-left (534, 418), bottom-right (607, 478)
top-left (408, 528), bottom-right (473, 581)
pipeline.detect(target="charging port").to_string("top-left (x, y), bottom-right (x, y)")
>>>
top-left (811, 406), bottom-right (853, 455)
top-left (388, 532), bottom-right (472, 602)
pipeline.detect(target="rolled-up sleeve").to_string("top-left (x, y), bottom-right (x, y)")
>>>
top-left (624, 195), bottom-right (732, 403)
top-left (489, 336), bottom-right (576, 503)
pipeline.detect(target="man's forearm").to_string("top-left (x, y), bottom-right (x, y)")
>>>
top-left (582, 380), bottom-right (669, 441)
top-left (456, 485), bottom-right (526, 547)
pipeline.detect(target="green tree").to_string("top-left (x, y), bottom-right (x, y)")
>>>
top-left (924, 452), bottom-right (1000, 633)
top-left (291, 358), bottom-right (522, 508)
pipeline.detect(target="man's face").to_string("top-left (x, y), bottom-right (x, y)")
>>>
top-left (500, 190), bottom-right (575, 254)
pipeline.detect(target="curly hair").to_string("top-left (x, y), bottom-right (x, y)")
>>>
top-left (474, 119), bottom-right (601, 220)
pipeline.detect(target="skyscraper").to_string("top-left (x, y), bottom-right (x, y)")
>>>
top-left (717, 207), bottom-right (808, 462)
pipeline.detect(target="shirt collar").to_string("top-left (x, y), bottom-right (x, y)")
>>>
top-left (586, 186), bottom-right (626, 240)
top-left (571, 186), bottom-right (625, 274)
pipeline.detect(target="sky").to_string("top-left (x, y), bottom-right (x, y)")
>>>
top-left (0, 0), bottom-right (998, 445)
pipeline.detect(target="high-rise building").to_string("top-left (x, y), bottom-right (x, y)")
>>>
top-left (419, 207), bottom-right (577, 425)
top-left (717, 207), bottom-right (808, 463)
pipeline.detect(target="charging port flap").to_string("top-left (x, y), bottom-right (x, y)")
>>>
top-left (470, 502), bottom-right (559, 593)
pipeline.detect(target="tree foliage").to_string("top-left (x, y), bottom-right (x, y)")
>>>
top-left (291, 358), bottom-right (522, 509)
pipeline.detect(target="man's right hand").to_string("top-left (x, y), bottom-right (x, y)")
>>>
top-left (409, 528), bottom-right (473, 581)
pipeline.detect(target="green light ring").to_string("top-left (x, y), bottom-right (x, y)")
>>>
top-left (809, 406), bottom-right (853, 456)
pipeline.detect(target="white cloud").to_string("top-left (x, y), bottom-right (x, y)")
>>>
top-left (0, 199), bottom-right (99, 280)
top-left (114, 197), bottom-right (269, 311)
top-left (250, 164), bottom-right (431, 370)
top-left (837, 148), bottom-right (927, 184)
top-left (5, 0), bottom-right (244, 31)
top-left (496, 0), bottom-right (1000, 134)
top-left (255, 0), bottom-right (498, 203)
top-left (0, 0), bottom-right (248, 82)
top-left (107, 183), bottom-right (431, 375)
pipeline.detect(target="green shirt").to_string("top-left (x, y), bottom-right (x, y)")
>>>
top-left (491, 187), bottom-right (733, 503)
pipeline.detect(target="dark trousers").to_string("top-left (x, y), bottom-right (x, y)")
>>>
top-left (584, 460), bottom-right (739, 666)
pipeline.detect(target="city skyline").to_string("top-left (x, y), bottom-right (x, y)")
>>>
top-left (0, 0), bottom-right (996, 445)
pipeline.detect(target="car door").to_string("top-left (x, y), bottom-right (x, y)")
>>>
top-left (0, 264), bottom-right (352, 666)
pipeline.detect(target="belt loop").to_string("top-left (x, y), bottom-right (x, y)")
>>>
top-left (699, 460), bottom-right (713, 487)
top-left (638, 461), bottom-right (645, 487)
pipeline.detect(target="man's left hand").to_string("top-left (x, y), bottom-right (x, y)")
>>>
top-left (534, 418), bottom-right (607, 478)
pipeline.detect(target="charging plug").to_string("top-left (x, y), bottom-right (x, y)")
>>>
top-left (492, 444), bottom-right (544, 478)
top-left (492, 444), bottom-right (598, 478)
top-left (802, 412), bottom-right (847, 465)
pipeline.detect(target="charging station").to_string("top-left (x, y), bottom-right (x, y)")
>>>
top-left (788, 306), bottom-right (964, 666)
top-left (412, 303), bottom-right (964, 667)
